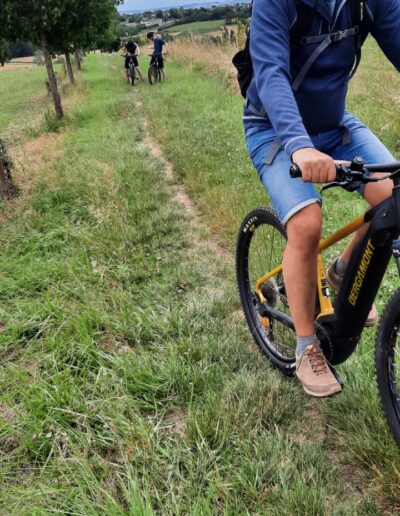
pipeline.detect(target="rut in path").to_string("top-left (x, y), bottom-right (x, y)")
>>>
top-left (136, 97), bottom-right (229, 262)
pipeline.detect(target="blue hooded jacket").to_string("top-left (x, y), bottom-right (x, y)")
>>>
top-left (244, 0), bottom-right (400, 158)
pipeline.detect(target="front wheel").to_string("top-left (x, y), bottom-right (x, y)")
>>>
top-left (130, 67), bottom-right (137, 86)
top-left (236, 207), bottom-right (296, 375)
top-left (376, 289), bottom-right (400, 446)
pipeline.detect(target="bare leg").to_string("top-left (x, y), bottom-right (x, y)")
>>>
top-left (125, 69), bottom-right (129, 82)
top-left (283, 203), bottom-right (322, 336)
top-left (161, 69), bottom-right (167, 81)
top-left (137, 67), bottom-right (144, 80)
top-left (341, 173), bottom-right (393, 262)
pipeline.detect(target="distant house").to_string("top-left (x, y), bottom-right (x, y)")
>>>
top-left (143, 19), bottom-right (163, 28)
top-left (160, 20), bottom-right (176, 29)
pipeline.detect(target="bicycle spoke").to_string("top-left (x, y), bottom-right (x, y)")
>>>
top-left (247, 219), bottom-right (295, 360)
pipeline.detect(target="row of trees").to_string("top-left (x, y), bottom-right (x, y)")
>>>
top-left (0, 0), bottom-right (122, 119)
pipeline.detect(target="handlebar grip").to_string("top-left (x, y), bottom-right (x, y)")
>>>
top-left (289, 164), bottom-right (302, 179)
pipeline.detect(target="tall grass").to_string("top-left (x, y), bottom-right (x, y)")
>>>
top-left (0, 62), bottom-right (73, 142)
top-left (168, 39), bottom-right (240, 95)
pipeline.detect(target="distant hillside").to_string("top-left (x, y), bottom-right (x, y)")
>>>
top-left (119, 1), bottom-right (251, 14)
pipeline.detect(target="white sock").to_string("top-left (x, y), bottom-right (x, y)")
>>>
top-left (296, 334), bottom-right (317, 357)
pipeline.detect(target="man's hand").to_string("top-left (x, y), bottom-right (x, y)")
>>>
top-left (292, 148), bottom-right (336, 183)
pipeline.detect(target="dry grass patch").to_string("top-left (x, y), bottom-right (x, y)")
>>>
top-left (169, 39), bottom-right (240, 95)
top-left (0, 57), bottom-right (34, 72)
top-left (10, 133), bottom-right (64, 192)
top-left (1, 77), bottom-right (86, 225)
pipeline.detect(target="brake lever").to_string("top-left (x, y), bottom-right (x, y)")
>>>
top-left (321, 181), bottom-right (347, 193)
top-left (343, 181), bottom-right (362, 192)
top-left (321, 180), bottom-right (363, 193)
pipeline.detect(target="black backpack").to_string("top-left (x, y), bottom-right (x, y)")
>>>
top-left (233, 0), bottom-right (365, 99)
top-left (126, 40), bottom-right (138, 55)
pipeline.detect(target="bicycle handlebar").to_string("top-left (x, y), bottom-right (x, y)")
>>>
top-left (290, 157), bottom-right (400, 192)
top-left (290, 158), bottom-right (400, 182)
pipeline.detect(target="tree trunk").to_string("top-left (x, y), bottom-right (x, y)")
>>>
top-left (75, 48), bottom-right (82, 71)
top-left (0, 142), bottom-right (17, 200)
top-left (64, 50), bottom-right (75, 85)
top-left (41, 32), bottom-right (64, 119)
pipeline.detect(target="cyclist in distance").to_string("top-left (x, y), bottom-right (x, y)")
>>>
top-left (147, 31), bottom-right (167, 81)
top-left (244, 0), bottom-right (400, 397)
top-left (123, 39), bottom-right (143, 82)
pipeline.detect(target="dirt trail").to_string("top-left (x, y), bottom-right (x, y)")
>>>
top-left (136, 97), bottom-right (229, 261)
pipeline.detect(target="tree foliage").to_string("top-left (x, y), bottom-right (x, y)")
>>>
top-left (0, 1), bottom-right (123, 117)
top-left (53, 0), bottom-right (123, 53)
top-left (3, 40), bottom-right (35, 59)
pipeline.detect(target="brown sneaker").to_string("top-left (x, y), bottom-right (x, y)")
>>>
top-left (327, 258), bottom-right (378, 327)
top-left (296, 344), bottom-right (342, 397)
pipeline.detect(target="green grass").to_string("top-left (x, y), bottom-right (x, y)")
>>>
top-left (0, 44), bottom-right (399, 513)
top-left (165, 19), bottom-right (227, 35)
top-left (137, 38), bottom-right (400, 510)
top-left (1, 54), bottom-right (368, 514)
top-left (0, 63), bottom-right (67, 141)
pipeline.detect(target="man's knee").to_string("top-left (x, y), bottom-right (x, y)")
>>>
top-left (286, 203), bottom-right (322, 250)
top-left (364, 173), bottom-right (393, 206)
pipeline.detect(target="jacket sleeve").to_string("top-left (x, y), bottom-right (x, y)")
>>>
top-left (370, 0), bottom-right (400, 71)
top-left (250, 0), bottom-right (314, 157)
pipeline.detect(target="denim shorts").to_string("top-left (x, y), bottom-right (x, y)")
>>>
top-left (245, 112), bottom-right (395, 225)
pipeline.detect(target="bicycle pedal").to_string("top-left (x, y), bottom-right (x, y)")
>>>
top-left (329, 364), bottom-right (344, 390)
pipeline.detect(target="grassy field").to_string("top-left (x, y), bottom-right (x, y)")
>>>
top-left (0, 62), bottom-right (70, 141)
top-left (164, 19), bottom-right (227, 35)
top-left (0, 45), bottom-right (399, 513)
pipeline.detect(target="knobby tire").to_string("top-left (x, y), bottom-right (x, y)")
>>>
top-left (376, 288), bottom-right (400, 446)
top-left (236, 206), bottom-right (296, 375)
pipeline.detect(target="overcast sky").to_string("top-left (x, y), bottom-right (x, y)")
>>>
top-left (119, 0), bottom-right (202, 11)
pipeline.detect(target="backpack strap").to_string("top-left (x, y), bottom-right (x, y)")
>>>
top-left (350, 0), bottom-right (364, 26)
top-left (292, 35), bottom-right (332, 91)
top-left (294, 0), bottom-right (365, 88)
top-left (349, 0), bottom-right (365, 79)
top-left (300, 26), bottom-right (359, 46)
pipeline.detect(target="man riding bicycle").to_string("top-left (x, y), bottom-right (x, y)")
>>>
top-left (123, 39), bottom-right (143, 82)
top-left (244, 0), bottom-right (400, 397)
top-left (147, 31), bottom-right (167, 81)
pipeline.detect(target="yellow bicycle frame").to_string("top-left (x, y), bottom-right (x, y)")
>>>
top-left (255, 214), bottom-right (366, 318)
